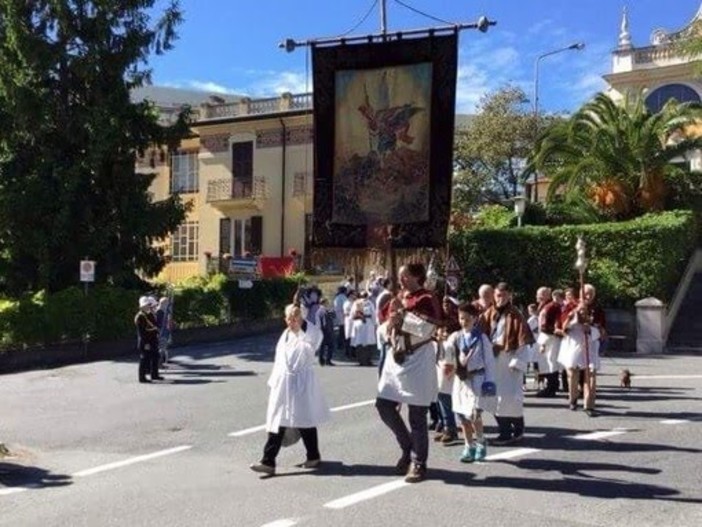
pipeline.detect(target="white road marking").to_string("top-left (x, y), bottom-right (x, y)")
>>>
top-left (260, 519), bottom-right (298, 527)
top-left (571, 429), bottom-right (629, 441)
top-left (484, 447), bottom-right (541, 461)
top-left (0, 487), bottom-right (29, 496)
top-left (72, 445), bottom-right (192, 477)
top-left (324, 479), bottom-right (409, 509)
top-left (660, 419), bottom-right (691, 425)
top-left (229, 399), bottom-right (375, 437)
top-left (633, 375), bottom-right (702, 380)
top-left (229, 425), bottom-right (267, 437)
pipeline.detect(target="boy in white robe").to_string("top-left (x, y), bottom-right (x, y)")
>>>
top-left (250, 304), bottom-right (330, 476)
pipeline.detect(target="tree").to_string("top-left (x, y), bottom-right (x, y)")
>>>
top-left (530, 92), bottom-right (702, 219)
top-left (452, 85), bottom-right (554, 212)
top-left (0, 0), bottom-right (191, 294)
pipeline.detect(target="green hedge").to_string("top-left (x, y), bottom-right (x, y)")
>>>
top-left (0, 286), bottom-right (140, 346)
top-left (0, 275), bottom-right (302, 347)
top-left (450, 210), bottom-right (698, 309)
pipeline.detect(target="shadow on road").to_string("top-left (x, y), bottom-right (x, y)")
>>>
top-left (0, 462), bottom-right (72, 490)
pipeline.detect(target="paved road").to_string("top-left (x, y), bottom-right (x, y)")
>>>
top-left (1, 334), bottom-right (701, 527)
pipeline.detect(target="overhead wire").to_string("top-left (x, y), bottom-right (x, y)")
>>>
top-left (392, 0), bottom-right (455, 26)
top-left (336, 0), bottom-right (380, 38)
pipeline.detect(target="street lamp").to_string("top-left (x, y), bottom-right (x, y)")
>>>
top-left (532, 42), bottom-right (585, 202)
top-left (513, 194), bottom-right (527, 228)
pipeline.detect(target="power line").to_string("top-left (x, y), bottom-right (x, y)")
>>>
top-left (337, 0), bottom-right (380, 38)
top-left (393, 0), bottom-right (455, 26)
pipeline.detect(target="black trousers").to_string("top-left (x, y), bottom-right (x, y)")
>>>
top-left (139, 348), bottom-right (160, 380)
top-left (376, 398), bottom-right (429, 465)
top-left (261, 427), bottom-right (320, 467)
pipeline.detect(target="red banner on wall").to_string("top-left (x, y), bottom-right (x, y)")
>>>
top-left (258, 256), bottom-right (296, 278)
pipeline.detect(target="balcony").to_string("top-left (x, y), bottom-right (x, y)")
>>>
top-left (197, 93), bottom-right (312, 121)
top-left (632, 45), bottom-right (690, 67)
top-left (206, 177), bottom-right (268, 210)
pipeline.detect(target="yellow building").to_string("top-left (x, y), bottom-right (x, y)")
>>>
top-left (137, 89), bottom-right (314, 282)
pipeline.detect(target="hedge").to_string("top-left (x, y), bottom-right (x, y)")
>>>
top-left (449, 210), bottom-right (698, 309)
top-left (0, 275), bottom-right (302, 348)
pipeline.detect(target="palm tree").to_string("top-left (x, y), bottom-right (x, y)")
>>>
top-left (530, 92), bottom-right (702, 218)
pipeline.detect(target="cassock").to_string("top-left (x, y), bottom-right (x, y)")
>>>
top-left (536, 300), bottom-right (562, 374)
top-left (265, 323), bottom-right (330, 433)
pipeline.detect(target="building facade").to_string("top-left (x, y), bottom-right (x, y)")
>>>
top-left (139, 93), bottom-right (314, 282)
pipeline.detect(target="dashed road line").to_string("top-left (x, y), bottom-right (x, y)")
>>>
top-left (73, 445), bottom-right (192, 477)
top-left (633, 375), bottom-right (702, 380)
top-left (228, 399), bottom-right (375, 437)
top-left (660, 419), bottom-right (692, 425)
top-left (571, 429), bottom-right (630, 441)
top-left (324, 479), bottom-right (409, 509)
top-left (260, 519), bottom-right (298, 527)
top-left (484, 447), bottom-right (541, 461)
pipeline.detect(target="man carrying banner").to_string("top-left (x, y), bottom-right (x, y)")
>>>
top-left (376, 263), bottom-right (442, 483)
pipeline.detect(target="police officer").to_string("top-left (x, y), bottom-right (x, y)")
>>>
top-left (135, 296), bottom-right (163, 383)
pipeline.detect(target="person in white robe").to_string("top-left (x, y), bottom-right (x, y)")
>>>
top-left (350, 292), bottom-right (376, 365)
top-left (478, 282), bottom-right (534, 446)
top-left (376, 263), bottom-right (442, 484)
top-left (249, 304), bottom-right (330, 476)
top-left (445, 302), bottom-right (496, 462)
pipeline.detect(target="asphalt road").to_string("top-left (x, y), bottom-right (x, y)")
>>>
top-left (1, 333), bottom-right (701, 527)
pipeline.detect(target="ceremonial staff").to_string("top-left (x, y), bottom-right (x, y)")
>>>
top-left (575, 237), bottom-right (592, 392)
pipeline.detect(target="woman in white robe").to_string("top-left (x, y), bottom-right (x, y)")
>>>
top-left (250, 304), bottom-right (330, 476)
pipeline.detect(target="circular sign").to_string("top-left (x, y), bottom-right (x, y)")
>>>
top-left (446, 275), bottom-right (459, 292)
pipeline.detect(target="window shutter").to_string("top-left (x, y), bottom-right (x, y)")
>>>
top-left (250, 215), bottom-right (263, 255)
top-left (219, 218), bottom-right (232, 255)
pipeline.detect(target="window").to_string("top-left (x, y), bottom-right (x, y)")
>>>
top-left (232, 142), bottom-right (253, 183)
top-left (170, 150), bottom-right (199, 193)
top-left (171, 221), bottom-right (199, 261)
top-left (645, 84), bottom-right (701, 114)
top-left (230, 216), bottom-right (263, 256)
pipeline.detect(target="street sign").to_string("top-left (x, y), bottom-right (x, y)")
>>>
top-left (230, 258), bottom-right (257, 274)
top-left (238, 279), bottom-right (254, 289)
top-left (446, 256), bottom-right (461, 274)
top-left (80, 260), bottom-right (96, 282)
top-left (446, 275), bottom-right (459, 292)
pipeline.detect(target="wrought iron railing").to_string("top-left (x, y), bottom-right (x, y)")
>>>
top-left (206, 177), bottom-right (267, 202)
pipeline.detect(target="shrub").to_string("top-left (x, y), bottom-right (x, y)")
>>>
top-left (449, 210), bottom-right (697, 308)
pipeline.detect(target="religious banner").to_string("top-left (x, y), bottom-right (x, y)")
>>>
top-left (312, 33), bottom-right (458, 248)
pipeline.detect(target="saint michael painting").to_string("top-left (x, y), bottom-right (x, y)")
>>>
top-left (312, 34), bottom-right (458, 248)
top-left (333, 64), bottom-right (432, 225)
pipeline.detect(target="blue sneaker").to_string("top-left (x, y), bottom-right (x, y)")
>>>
top-left (460, 445), bottom-right (476, 463)
top-left (474, 442), bottom-right (487, 461)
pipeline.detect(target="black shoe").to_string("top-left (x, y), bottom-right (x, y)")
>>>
top-left (489, 435), bottom-right (513, 446)
top-left (152, 376), bottom-right (165, 381)
top-left (584, 408), bottom-right (597, 417)
top-left (139, 378), bottom-right (151, 384)
top-left (569, 402), bottom-right (578, 411)
top-left (395, 453), bottom-right (411, 475)
top-left (404, 463), bottom-right (427, 483)
top-left (326, 360), bottom-right (335, 366)
top-left (535, 390), bottom-right (557, 398)
top-left (428, 421), bottom-right (438, 432)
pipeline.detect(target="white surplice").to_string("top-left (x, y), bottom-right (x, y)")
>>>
top-left (265, 324), bottom-right (330, 433)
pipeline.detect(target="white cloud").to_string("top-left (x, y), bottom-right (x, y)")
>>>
top-left (187, 81), bottom-right (238, 94)
top-left (239, 69), bottom-right (312, 97)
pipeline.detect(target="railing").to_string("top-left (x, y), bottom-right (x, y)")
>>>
top-left (633, 45), bottom-right (686, 65)
top-left (206, 177), bottom-right (267, 203)
top-left (197, 93), bottom-right (312, 121)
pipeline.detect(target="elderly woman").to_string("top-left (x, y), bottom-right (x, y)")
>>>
top-left (250, 304), bottom-right (330, 476)
top-left (376, 263), bottom-right (442, 483)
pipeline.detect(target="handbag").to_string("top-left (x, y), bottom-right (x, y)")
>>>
top-left (481, 381), bottom-right (497, 397)
top-left (281, 427), bottom-right (301, 447)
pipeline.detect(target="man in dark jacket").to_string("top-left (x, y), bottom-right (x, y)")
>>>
top-left (135, 296), bottom-right (163, 383)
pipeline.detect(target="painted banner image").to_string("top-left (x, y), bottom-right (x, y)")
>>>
top-left (333, 63), bottom-right (432, 225)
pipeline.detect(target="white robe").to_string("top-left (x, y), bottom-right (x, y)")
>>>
top-left (536, 332), bottom-right (561, 374)
top-left (558, 324), bottom-right (601, 371)
top-left (445, 332), bottom-right (497, 416)
top-left (377, 332), bottom-right (438, 407)
top-left (265, 324), bottom-right (330, 433)
top-left (494, 346), bottom-right (531, 418)
top-left (350, 299), bottom-right (376, 347)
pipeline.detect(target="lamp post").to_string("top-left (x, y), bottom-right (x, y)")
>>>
top-left (513, 194), bottom-right (527, 228)
top-left (532, 42), bottom-right (585, 202)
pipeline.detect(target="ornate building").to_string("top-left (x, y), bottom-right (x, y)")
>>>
top-left (604, 3), bottom-right (702, 170)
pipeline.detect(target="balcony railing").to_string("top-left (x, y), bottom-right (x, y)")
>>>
top-left (633, 45), bottom-right (685, 65)
top-left (206, 177), bottom-right (267, 203)
top-left (197, 93), bottom-right (312, 121)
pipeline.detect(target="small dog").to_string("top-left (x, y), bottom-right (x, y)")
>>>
top-left (619, 369), bottom-right (632, 388)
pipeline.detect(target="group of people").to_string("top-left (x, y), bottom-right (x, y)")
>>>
top-left (249, 262), bottom-right (608, 483)
top-left (134, 295), bottom-right (173, 383)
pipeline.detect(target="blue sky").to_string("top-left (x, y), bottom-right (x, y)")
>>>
top-left (149, 0), bottom-right (702, 114)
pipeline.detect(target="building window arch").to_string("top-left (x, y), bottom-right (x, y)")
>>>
top-left (645, 84), bottom-right (701, 114)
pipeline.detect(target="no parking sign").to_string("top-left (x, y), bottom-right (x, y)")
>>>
top-left (80, 260), bottom-right (96, 282)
